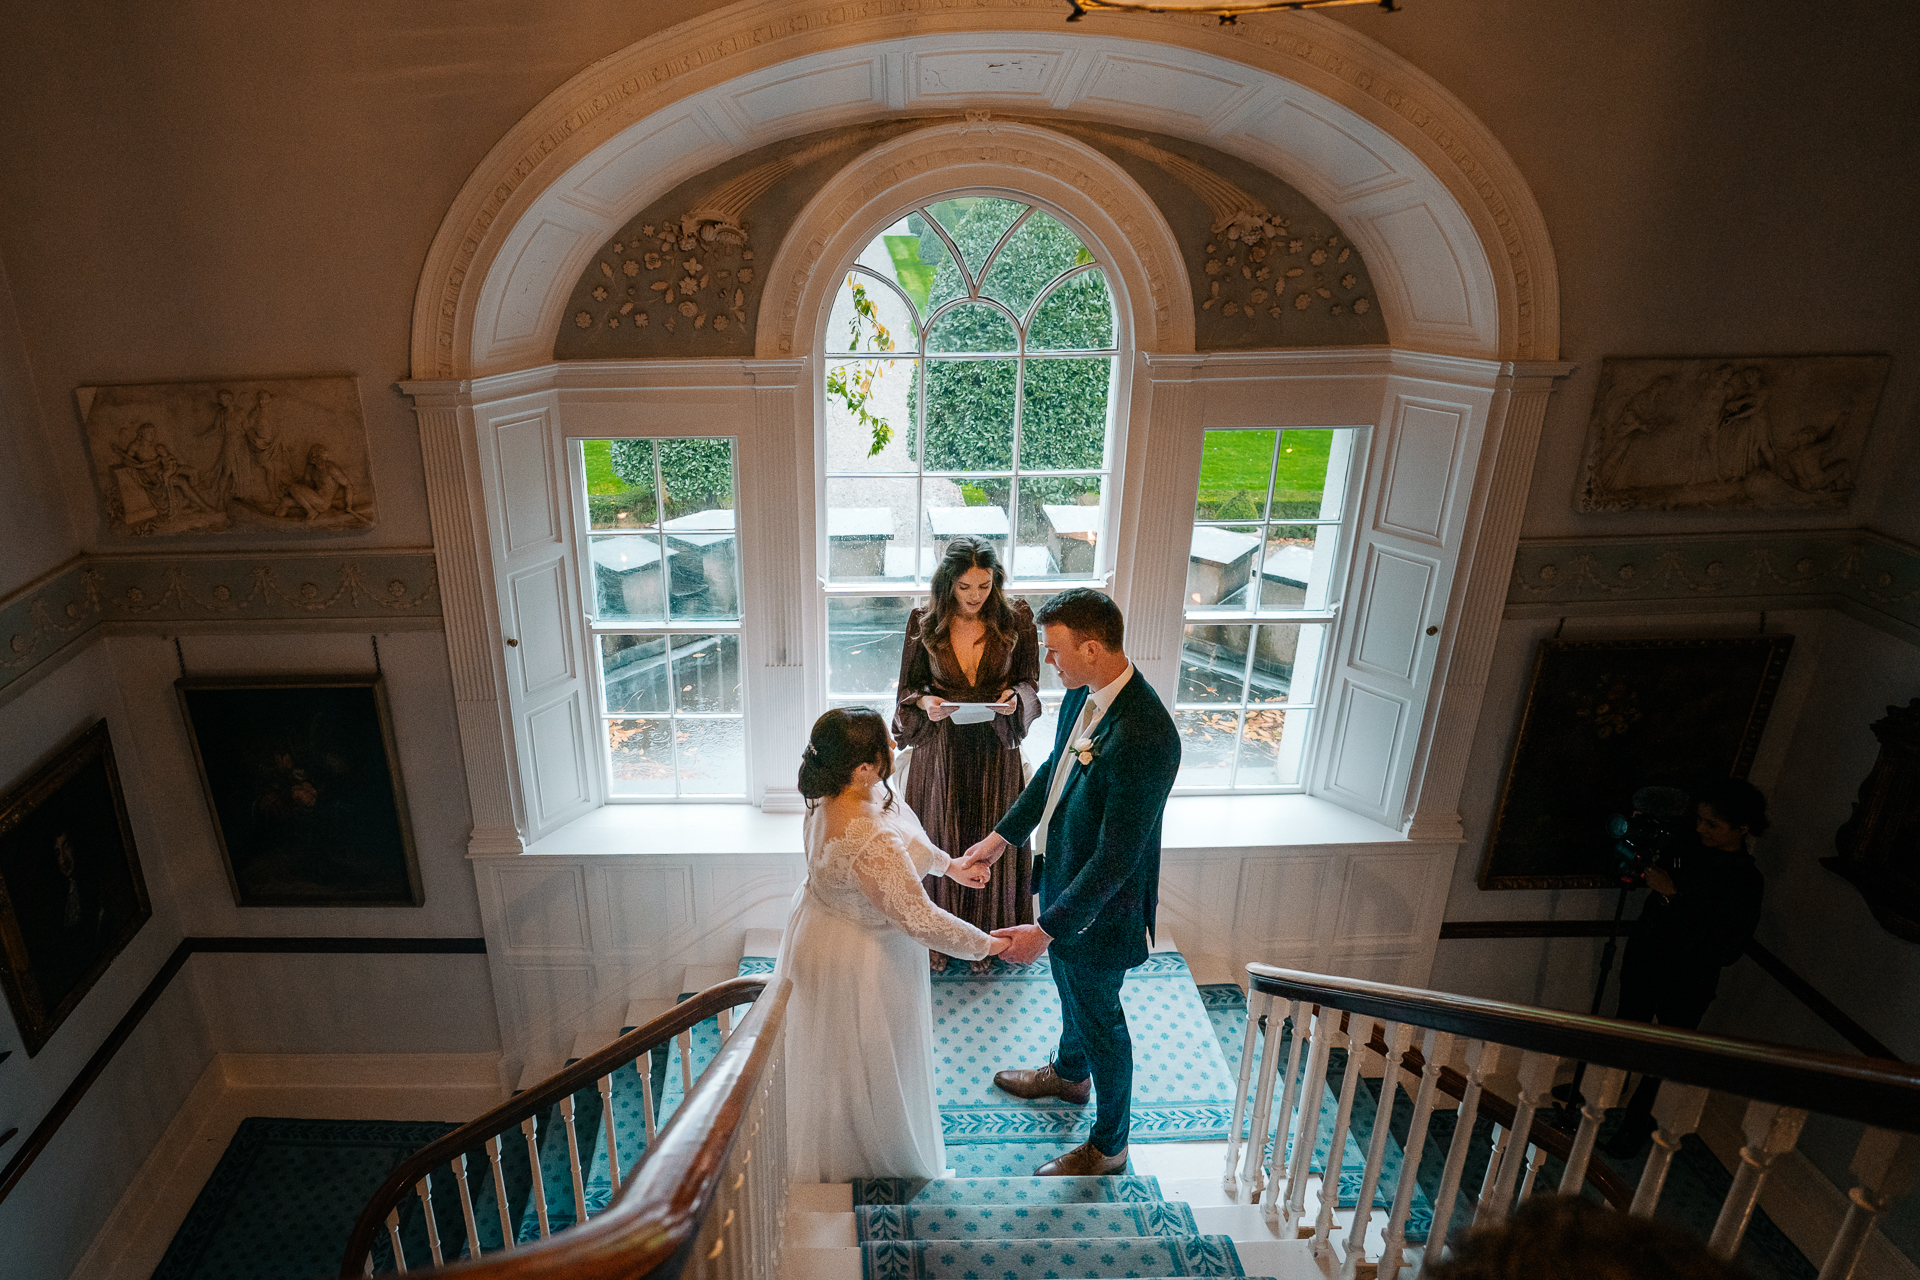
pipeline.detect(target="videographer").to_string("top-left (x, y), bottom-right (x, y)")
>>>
top-left (1604, 778), bottom-right (1768, 1158)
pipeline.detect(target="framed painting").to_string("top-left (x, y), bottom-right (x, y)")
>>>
top-left (176, 676), bottom-right (422, 908)
top-left (1479, 636), bottom-right (1795, 890)
top-left (0, 720), bottom-right (151, 1056)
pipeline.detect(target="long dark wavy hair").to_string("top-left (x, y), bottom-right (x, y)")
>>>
top-left (797, 707), bottom-right (895, 811)
top-left (922, 536), bottom-right (1018, 656)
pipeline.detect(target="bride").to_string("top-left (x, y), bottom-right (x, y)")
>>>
top-left (776, 707), bottom-right (1010, 1182)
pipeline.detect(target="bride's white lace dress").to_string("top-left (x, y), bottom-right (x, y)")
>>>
top-left (775, 790), bottom-right (993, 1182)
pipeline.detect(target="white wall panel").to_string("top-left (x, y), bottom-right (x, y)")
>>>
top-left (1368, 203), bottom-right (1473, 328)
top-left (508, 560), bottom-right (575, 694)
top-left (726, 59), bottom-right (882, 127)
top-left (1336, 851), bottom-right (1440, 941)
top-left (1378, 400), bottom-right (1466, 544)
top-left (1077, 54), bottom-right (1255, 130)
top-left (570, 112), bottom-right (719, 214)
top-left (496, 864), bottom-right (589, 951)
top-left (526, 695), bottom-right (592, 827)
top-left (911, 49), bottom-right (1063, 100)
top-left (1325, 682), bottom-right (1405, 811)
top-left (490, 218), bottom-right (596, 347)
top-left (601, 866), bottom-right (697, 951)
top-left (1235, 855), bottom-right (1332, 948)
top-left (1244, 99), bottom-right (1401, 199)
top-left (1351, 548), bottom-right (1436, 681)
top-left (495, 412), bottom-right (559, 553)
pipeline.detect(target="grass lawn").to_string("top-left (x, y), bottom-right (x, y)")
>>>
top-left (582, 439), bottom-right (625, 494)
top-left (1196, 429), bottom-right (1333, 516)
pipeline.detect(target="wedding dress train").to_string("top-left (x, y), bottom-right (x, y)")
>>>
top-left (775, 790), bottom-right (993, 1182)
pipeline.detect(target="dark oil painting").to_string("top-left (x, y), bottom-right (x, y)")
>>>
top-left (176, 677), bottom-right (422, 907)
top-left (0, 720), bottom-right (151, 1056)
top-left (1479, 636), bottom-right (1795, 890)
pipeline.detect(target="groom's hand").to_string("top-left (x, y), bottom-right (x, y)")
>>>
top-left (991, 923), bottom-right (1051, 965)
top-left (960, 831), bottom-right (1009, 870)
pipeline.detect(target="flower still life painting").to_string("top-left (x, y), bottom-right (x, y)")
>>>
top-left (0, 720), bottom-right (150, 1056)
top-left (176, 677), bottom-right (422, 908)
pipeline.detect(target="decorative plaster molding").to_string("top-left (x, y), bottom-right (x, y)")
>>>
top-left (1506, 529), bottom-right (1920, 638)
top-left (0, 550), bottom-right (442, 701)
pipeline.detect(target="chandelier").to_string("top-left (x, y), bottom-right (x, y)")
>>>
top-left (1066, 0), bottom-right (1398, 23)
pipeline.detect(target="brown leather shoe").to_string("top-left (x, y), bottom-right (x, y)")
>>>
top-left (1034, 1140), bottom-right (1128, 1176)
top-left (992, 1063), bottom-right (1092, 1105)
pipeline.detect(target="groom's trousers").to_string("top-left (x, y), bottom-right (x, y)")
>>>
top-left (1051, 955), bottom-right (1132, 1156)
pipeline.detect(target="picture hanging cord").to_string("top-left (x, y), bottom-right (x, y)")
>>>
top-left (174, 636), bottom-right (187, 680)
top-left (1554, 616), bottom-right (1566, 639)
top-left (370, 634), bottom-right (382, 677)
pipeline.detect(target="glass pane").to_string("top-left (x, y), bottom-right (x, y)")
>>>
top-left (1022, 696), bottom-right (1066, 774)
top-left (979, 210), bottom-right (1088, 321)
top-left (925, 477), bottom-right (1010, 568)
top-left (827, 595), bottom-right (912, 698)
top-left (926, 197), bottom-right (1027, 279)
top-left (608, 718), bottom-right (676, 796)
top-left (1245, 623), bottom-right (1326, 707)
top-left (658, 438), bottom-right (733, 520)
top-left (670, 633), bottom-right (741, 713)
top-left (926, 303), bottom-right (1018, 354)
top-left (1258, 525), bottom-right (1338, 612)
top-left (1175, 709), bottom-right (1240, 789)
top-left (825, 270), bottom-right (916, 355)
top-left (676, 717), bottom-right (746, 795)
top-left (600, 634), bottom-right (669, 714)
top-left (585, 439), bottom-right (659, 531)
top-left (589, 533), bottom-right (668, 622)
top-left (825, 356), bottom-right (918, 473)
top-left (921, 359), bottom-right (1014, 471)
top-left (826, 476), bottom-right (917, 583)
top-left (1271, 429), bottom-right (1336, 521)
top-left (1179, 623), bottom-right (1250, 705)
top-left (1029, 269), bottom-right (1114, 351)
top-left (1196, 430), bottom-right (1274, 522)
top-left (1185, 526), bottom-right (1260, 611)
top-left (890, 217), bottom-right (952, 318)
top-left (1014, 476), bottom-right (1101, 581)
top-left (1236, 709), bottom-right (1306, 788)
top-left (910, 211), bottom-right (968, 315)
top-left (1020, 358), bottom-right (1110, 471)
top-left (1013, 593), bottom-right (1066, 695)
top-left (663, 509), bottom-right (739, 621)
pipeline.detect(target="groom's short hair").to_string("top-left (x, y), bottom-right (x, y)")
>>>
top-left (1036, 588), bottom-right (1123, 650)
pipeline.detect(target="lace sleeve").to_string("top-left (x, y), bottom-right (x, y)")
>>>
top-left (848, 824), bottom-right (992, 959)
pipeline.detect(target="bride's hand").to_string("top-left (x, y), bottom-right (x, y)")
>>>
top-left (987, 935), bottom-right (1012, 956)
top-left (948, 859), bottom-right (990, 888)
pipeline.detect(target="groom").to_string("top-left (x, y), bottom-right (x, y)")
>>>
top-left (958, 588), bottom-right (1180, 1176)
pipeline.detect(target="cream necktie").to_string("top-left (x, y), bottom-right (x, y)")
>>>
top-left (1033, 699), bottom-right (1094, 860)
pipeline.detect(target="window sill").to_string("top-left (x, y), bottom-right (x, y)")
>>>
top-left (515, 791), bottom-right (1412, 858)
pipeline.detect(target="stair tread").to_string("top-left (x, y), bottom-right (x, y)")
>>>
top-left (851, 1174), bottom-right (1165, 1206)
top-left (855, 1201), bottom-right (1200, 1241)
top-left (858, 1234), bottom-right (1248, 1279)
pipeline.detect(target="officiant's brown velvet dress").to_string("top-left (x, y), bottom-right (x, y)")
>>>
top-left (892, 600), bottom-right (1042, 955)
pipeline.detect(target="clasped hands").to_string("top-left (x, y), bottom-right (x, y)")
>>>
top-left (918, 689), bottom-right (1019, 722)
top-left (946, 831), bottom-right (1052, 965)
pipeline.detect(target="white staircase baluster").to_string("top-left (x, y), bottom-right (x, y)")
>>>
top-left (1630, 1081), bottom-right (1709, 1216)
top-left (1817, 1129), bottom-right (1920, 1280)
top-left (1278, 1004), bottom-right (1337, 1231)
top-left (1474, 1122), bottom-right (1511, 1226)
top-left (1418, 1040), bottom-right (1501, 1275)
top-left (640, 1053), bottom-right (659, 1143)
top-left (559, 1093), bottom-right (589, 1226)
top-left (452, 1152), bottom-right (481, 1260)
top-left (1257, 1000), bottom-right (1310, 1201)
top-left (1515, 1142), bottom-right (1543, 1205)
top-left (1240, 994), bottom-right (1287, 1197)
top-left (485, 1135), bottom-right (515, 1251)
top-left (1557, 1065), bottom-right (1627, 1194)
top-left (416, 1177), bottom-right (445, 1266)
top-left (522, 1115), bottom-right (552, 1238)
top-left (1311, 1016), bottom-right (1371, 1259)
top-left (1224, 985), bottom-right (1265, 1195)
top-left (598, 1074), bottom-right (623, 1197)
top-left (1709, 1101), bottom-right (1809, 1258)
top-left (718, 1006), bottom-right (732, 1040)
top-left (1478, 1050), bottom-right (1556, 1227)
top-left (385, 1206), bottom-right (408, 1274)
top-left (1379, 1029), bottom-right (1451, 1280)
top-left (1343, 1020), bottom-right (1407, 1272)
top-left (679, 1029), bottom-right (695, 1095)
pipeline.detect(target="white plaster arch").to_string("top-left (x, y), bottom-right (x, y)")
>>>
top-left (412, 1), bottom-right (1558, 378)
top-left (758, 119), bottom-right (1190, 360)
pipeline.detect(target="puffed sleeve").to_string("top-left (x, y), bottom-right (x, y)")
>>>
top-left (994, 599), bottom-right (1043, 750)
top-left (892, 608), bottom-right (935, 748)
top-left (849, 824), bottom-right (993, 959)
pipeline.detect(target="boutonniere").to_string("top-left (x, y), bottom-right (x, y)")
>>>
top-left (1073, 732), bottom-right (1103, 768)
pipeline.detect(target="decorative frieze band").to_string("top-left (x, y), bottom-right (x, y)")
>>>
top-left (1506, 528), bottom-right (1920, 636)
top-left (0, 549), bottom-right (441, 700)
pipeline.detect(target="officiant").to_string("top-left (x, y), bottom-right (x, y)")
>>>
top-left (893, 537), bottom-right (1042, 973)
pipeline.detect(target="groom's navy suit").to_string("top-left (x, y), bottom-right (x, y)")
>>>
top-left (994, 670), bottom-right (1181, 1155)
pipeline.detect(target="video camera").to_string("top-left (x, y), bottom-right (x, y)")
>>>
top-left (1608, 785), bottom-right (1693, 887)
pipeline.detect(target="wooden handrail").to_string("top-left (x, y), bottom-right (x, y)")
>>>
top-left (1252, 964), bottom-right (1920, 1133)
top-left (340, 976), bottom-right (773, 1277)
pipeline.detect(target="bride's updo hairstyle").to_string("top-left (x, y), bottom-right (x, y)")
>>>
top-left (798, 707), bottom-right (895, 811)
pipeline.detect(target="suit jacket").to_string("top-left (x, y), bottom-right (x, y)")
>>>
top-left (994, 671), bottom-right (1181, 970)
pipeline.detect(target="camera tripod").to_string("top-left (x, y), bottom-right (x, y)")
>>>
top-left (1553, 882), bottom-right (1635, 1126)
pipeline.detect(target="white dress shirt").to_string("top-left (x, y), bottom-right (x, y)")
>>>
top-left (1033, 664), bottom-right (1134, 859)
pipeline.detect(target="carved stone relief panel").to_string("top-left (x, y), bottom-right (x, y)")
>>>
top-left (77, 376), bottom-right (377, 537)
top-left (1575, 356), bottom-right (1889, 513)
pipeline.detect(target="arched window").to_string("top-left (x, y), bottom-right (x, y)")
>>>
top-left (820, 196), bottom-right (1118, 742)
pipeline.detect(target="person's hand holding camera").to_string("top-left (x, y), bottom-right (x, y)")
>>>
top-left (1643, 867), bottom-right (1677, 898)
